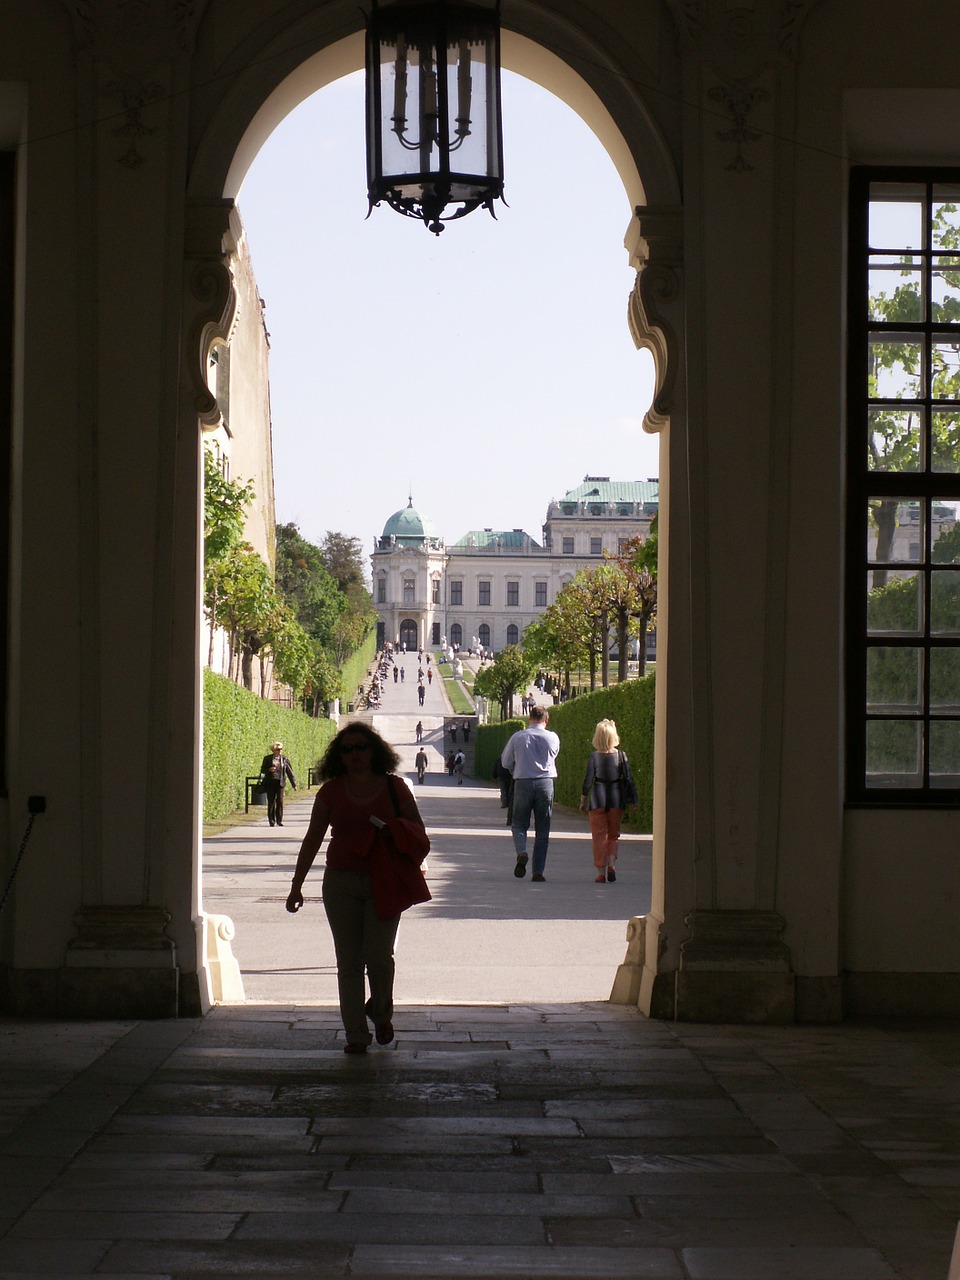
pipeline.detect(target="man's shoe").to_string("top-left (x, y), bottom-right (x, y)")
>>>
top-left (514, 855), bottom-right (528, 878)
top-left (375, 1022), bottom-right (394, 1045)
top-left (532, 873), bottom-right (546, 882)
top-left (343, 1042), bottom-right (367, 1055)
top-left (607, 868), bottom-right (616, 882)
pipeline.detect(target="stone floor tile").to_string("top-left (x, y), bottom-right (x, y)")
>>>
top-left (349, 1243), bottom-right (683, 1277)
top-left (0, 1237), bottom-right (113, 1273)
top-left (102, 1239), bottom-right (351, 1276)
top-left (329, 1170), bottom-right (537, 1192)
top-left (310, 1116), bottom-right (578, 1137)
top-left (235, 1210), bottom-right (544, 1245)
top-left (682, 1245), bottom-right (899, 1278)
top-left (8, 1210), bottom-right (241, 1240)
top-left (340, 1189), bottom-right (634, 1217)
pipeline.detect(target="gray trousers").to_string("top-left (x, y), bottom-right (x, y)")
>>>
top-left (322, 867), bottom-right (400, 1044)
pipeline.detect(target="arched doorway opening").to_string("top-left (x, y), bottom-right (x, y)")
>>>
top-left (399, 619), bottom-right (418, 651)
top-left (188, 9), bottom-right (680, 1009)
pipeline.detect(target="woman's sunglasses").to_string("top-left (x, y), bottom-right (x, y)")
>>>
top-left (340, 742), bottom-right (372, 754)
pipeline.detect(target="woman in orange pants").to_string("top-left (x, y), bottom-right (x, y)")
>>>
top-left (579, 719), bottom-right (638, 883)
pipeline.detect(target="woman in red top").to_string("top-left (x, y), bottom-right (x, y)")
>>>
top-left (286, 724), bottom-right (426, 1054)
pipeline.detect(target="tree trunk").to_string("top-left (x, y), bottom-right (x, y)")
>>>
top-left (600, 610), bottom-right (610, 687)
top-left (872, 497), bottom-right (900, 589)
top-left (617, 607), bottom-right (629, 682)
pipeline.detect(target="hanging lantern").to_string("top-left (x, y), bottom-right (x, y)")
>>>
top-left (365, 0), bottom-right (504, 234)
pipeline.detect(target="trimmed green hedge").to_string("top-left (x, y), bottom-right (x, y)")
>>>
top-left (475, 677), bottom-right (655, 832)
top-left (203, 669), bottom-right (336, 822)
top-left (339, 630), bottom-right (378, 711)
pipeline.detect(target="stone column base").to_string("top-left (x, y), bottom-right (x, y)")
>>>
top-left (61, 904), bottom-right (180, 1018)
top-left (609, 916), bottom-right (646, 1005)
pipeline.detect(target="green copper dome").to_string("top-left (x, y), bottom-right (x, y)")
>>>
top-left (381, 498), bottom-right (438, 545)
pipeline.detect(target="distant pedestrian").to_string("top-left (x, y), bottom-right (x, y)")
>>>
top-left (416, 720), bottom-right (423, 743)
top-left (453, 749), bottom-right (465, 785)
top-left (415, 747), bottom-right (428, 784)
top-left (418, 683), bottom-right (425, 706)
top-left (400, 666), bottom-right (405, 682)
top-left (446, 751), bottom-right (456, 776)
top-left (461, 720), bottom-right (470, 742)
top-left (500, 707), bottom-right (560, 882)
top-left (449, 722), bottom-right (457, 744)
top-left (258, 741), bottom-right (297, 828)
top-left (427, 668), bottom-right (433, 684)
top-left (579, 719), bottom-right (638, 883)
top-left (393, 666), bottom-right (398, 683)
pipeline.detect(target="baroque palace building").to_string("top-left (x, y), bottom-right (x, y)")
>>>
top-left (371, 478), bottom-right (659, 654)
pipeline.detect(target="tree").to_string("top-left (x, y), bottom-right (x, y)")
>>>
top-left (615, 521), bottom-right (658, 678)
top-left (275, 522), bottom-right (346, 648)
top-left (867, 204), bottom-right (960, 584)
top-left (203, 448), bottom-right (257, 668)
top-left (474, 645), bottom-right (537, 719)
top-left (322, 532), bottom-right (367, 596)
top-left (205, 542), bottom-right (278, 690)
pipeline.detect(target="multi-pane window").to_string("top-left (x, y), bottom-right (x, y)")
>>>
top-left (562, 536), bottom-right (574, 554)
top-left (478, 580), bottom-right (491, 606)
top-left (478, 623), bottom-right (490, 648)
top-left (590, 536), bottom-right (602, 555)
top-left (432, 622), bottom-right (441, 644)
top-left (450, 579), bottom-right (462, 605)
top-left (403, 576), bottom-right (415, 604)
top-left (450, 623), bottom-right (463, 647)
top-left (535, 581), bottom-right (547, 607)
top-left (376, 576), bottom-right (386, 603)
top-left (432, 578), bottom-right (440, 603)
top-left (506, 580), bottom-right (519, 606)
top-left (849, 169), bottom-right (960, 801)
top-left (506, 624), bottom-right (519, 646)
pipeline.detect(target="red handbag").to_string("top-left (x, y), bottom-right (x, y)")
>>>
top-left (368, 777), bottom-right (431, 920)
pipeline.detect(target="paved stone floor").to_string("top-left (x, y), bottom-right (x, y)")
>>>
top-left (1, 1004), bottom-right (958, 1278)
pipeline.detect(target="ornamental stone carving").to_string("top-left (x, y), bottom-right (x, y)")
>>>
top-left (185, 200), bottom-right (240, 427)
top-left (626, 207), bottom-right (683, 435)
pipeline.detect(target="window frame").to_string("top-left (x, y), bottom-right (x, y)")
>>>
top-left (506, 580), bottom-right (519, 606)
top-left (449, 579), bottom-right (462, 606)
top-left (478, 579), bottom-right (491, 607)
top-left (847, 166), bottom-right (960, 807)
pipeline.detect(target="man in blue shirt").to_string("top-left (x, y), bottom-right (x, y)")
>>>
top-left (500, 706), bottom-right (560, 882)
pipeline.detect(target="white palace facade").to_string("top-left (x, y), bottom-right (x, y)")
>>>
top-left (371, 477), bottom-right (659, 654)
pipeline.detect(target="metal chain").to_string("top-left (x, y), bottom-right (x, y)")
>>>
top-left (0, 813), bottom-right (36, 917)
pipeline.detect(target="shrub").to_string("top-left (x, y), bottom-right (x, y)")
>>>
top-left (203, 669), bottom-right (336, 822)
top-left (476, 677), bottom-right (655, 832)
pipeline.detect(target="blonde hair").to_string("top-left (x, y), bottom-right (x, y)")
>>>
top-left (592, 719), bottom-right (620, 752)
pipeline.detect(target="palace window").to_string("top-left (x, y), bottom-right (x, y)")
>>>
top-left (432, 621), bottom-right (441, 644)
top-left (506, 580), bottom-right (519, 606)
top-left (450, 623), bottom-right (463, 647)
top-left (590, 537), bottom-right (602, 555)
top-left (478, 580), bottom-right (491, 606)
top-left (478, 623), bottom-right (490, 648)
top-left (403, 576), bottom-right (415, 604)
top-left (535, 581), bottom-right (547, 607)
top-left (450, 580), bottom-right (462, 605)
top-left (848, 169), bottom-right (960, 802)
top-left (506, 624), bottom-right (519, 646)
top-left (376, 576), bottom-right (386, 603)
top-left (432, 577), bottom-right (440, 604)
top-left (562, 536), bottom-right (574, 554)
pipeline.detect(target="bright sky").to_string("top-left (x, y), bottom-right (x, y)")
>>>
top-left (237, 69), bottom-right (658, 556)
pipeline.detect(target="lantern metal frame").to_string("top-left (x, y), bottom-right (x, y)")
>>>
top-left (365, 0), bottom-right (504, 234)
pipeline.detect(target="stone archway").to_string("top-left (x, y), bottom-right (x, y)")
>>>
top-left (183, 2), bottom-right (681, 1011)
